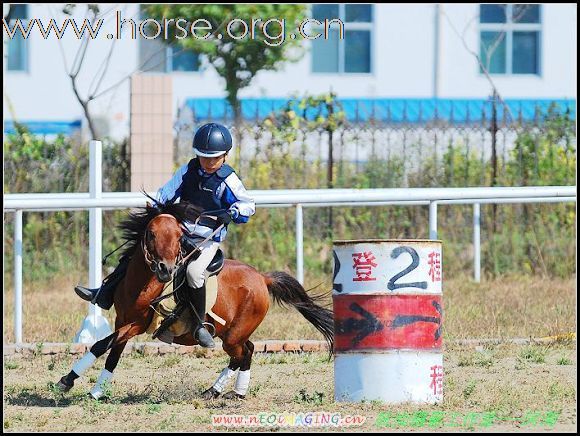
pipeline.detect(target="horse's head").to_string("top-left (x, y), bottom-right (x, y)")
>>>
top-left (142, 213), bottom-right (183, 283)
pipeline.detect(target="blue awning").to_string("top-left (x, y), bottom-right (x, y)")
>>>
top-left (4, 120), bottom-right (82, 135)
top-left (184, 98), bottom-right (576, 124)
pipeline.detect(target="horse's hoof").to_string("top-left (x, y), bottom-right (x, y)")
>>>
top-left (56, 377), bottom-right (73, 393)
top-left (87, 392), bottom-right (109, 401)
top-left (222, 390), bottom-right (245, 400)
top-left (201, 387), bottom-right (220, 400)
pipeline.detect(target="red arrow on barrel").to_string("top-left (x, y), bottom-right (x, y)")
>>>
top-left (333, 294), bottom-right (443, 351)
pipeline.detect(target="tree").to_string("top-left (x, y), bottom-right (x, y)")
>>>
top-left (260, 92), bottom-right (347, 236)
top-left (45, 4), bottom-right (174, 140)
top-left (143, 4), bottom-right (308, 164)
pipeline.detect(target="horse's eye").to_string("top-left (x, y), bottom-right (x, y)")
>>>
top-left (146, 229), bottom-right (155, 242)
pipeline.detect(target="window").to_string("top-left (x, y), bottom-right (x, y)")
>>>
top-left (169, 46), bottom-right (199, 72)
top-left (311, 4), bottom-right (373, 73)
top-left (6, 4), bottom-right (29, 72)
top-left (138, 7), bottom-right (199, 73)
top-left (479, 4), bottom-right (541, 75)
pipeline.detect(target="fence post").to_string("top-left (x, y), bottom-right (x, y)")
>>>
top-left (14, 209), bottom-right (23, 344)
top-left (473, 203), bottom-right (481, 282)
top-left (296, 204), bottom-right (304, 285)
top-left (429, 201), bottom-right (438, 240)
top-left (74, 140), bottom-right (112, 344)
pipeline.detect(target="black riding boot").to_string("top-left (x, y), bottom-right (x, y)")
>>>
top-left (187, 284), bottom-right (215, 348)
top-left (74, 255), bottom-right (130, 310)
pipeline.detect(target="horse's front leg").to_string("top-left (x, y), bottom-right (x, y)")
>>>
top-left (88, 322), bottom-right (147, 400)
top-left (56, 330), bottom-right (119, 393)
top-left (88, 340), bottom-right (128, 400)
top-left (56, 322), bottom-right (140, 398)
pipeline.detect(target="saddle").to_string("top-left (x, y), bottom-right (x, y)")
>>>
top-left (147, 249), bottom-right (226, 344)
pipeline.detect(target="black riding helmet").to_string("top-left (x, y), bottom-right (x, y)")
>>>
top-left (192, 123), bottom-right (233, 157)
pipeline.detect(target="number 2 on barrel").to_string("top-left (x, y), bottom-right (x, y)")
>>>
top-left (387, 246), bottom-right (428, 290)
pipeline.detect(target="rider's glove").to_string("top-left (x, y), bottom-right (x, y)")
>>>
top-left (229, 207), bottom-right (239, 220)
top-left (216, 208), bottom-right (237, 225)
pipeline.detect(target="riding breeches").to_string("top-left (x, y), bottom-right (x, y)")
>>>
top-left (185, 237), bottom-right (220, 288)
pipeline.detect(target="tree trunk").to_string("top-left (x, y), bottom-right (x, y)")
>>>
top-left (233, 102), bottom-right (243, 175)
top-left (327, 127), bottom-right (334, 238)
top-left (226, 90), bottom-right (243, 175)
top-left (490, 90), bottom-right (498, 234)
top-left (70, 75), bottom-right (98, 140)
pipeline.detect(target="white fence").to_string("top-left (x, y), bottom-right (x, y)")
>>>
top-left (4, 141), bottom-right (577, 344)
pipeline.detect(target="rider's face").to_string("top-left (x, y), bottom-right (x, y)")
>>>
top-left (199, 154), bottom-right (226, 174)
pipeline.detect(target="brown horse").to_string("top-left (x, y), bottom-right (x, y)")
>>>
top-left (57, 200), bottom-right (334, 400)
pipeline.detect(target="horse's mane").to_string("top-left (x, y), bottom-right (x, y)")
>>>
top-left (118, 192), bottom-right (202, 259)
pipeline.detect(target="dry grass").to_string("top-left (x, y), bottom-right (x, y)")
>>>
top-left (3, 343), bottom-right (576, 432)
top-left (3, 273), bottom-right (576, 343)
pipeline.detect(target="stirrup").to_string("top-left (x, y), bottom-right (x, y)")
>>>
top-left (152, 303), bottom-right (186, 340)
top-left (194, 325), bottom-right (215, 348)
top-left (152, 312), bottom-right (178, 340)
top-left (202, 322), bottom-right (216, 338)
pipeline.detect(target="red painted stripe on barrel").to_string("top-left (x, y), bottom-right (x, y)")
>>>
top-left (333, 294), bottom-right (443, 352)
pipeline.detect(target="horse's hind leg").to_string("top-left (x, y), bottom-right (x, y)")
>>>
top-left (227, 340), bottom-right (254, 399)
top-left (203, 340), bottom-right (254, 400)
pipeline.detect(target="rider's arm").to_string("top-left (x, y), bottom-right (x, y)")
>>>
top-left (221, 173), bottom-right (255, 224)
top-left (156, 163), bottom-right (189, 204)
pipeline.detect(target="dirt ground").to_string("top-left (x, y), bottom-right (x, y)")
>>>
top-left (3, 342), bottom-right (576, 432)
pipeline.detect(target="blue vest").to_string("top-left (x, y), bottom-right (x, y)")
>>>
top-left (180, 158), bottom-right (235, 213)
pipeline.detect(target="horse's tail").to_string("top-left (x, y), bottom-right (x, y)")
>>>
top-left (264, 271), bottom-right (334, 353)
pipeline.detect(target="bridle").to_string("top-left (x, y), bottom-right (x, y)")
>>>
top-left (142, 210), bottom-right (226, 275)
top-left (141, 214), bottom-right (184, 274)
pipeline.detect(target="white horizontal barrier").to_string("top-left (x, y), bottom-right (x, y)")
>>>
top-left (5, 186), bottom-right (576, 210)
top-left (4, 186), bottom-right (576, 344)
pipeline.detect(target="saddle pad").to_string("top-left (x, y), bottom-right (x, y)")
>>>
top-left (146, 275), bottom-right (226, 340)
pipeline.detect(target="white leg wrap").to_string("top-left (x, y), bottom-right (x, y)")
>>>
top-left (71, 352), bottom-right (97, 377)
top-left (212, 367), bottom-right (237, 393)
top-left (90, 369), bottom-right (114, 400)
top-left (234, 370), bottom-right (251, 396)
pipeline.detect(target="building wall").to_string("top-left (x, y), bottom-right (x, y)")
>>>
top-left (438, 3), bottom-right (577, 98)
top-left (130, 74), bottom-right (173, 192)
top-left (4, 3), bottom-right (577, 141)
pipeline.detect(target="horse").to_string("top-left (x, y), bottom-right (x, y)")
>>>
top-left (57, 199), bottom-right (334, 400)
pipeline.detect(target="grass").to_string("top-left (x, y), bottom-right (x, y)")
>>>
top-left (294, 388), bottom-right (326, 405)
top-left (462, 380), bottom-right (477, 399)
top-left (557, 357), bottom-right (572, 366)
top-left (519, 346), bottom-right (548, 364)
top-left (3, 273), bottom-right (575, 344)
top-left (3, 343), bottom-right (576, 432)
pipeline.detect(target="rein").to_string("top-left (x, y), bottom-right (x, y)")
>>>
top-left (141, 214), bottom-right (224, 277)
top-left (175, 220), bottom-right (225, 269)
top-left (147, 218), bottom-right (224, 313)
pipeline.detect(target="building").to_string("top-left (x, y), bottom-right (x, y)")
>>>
top-left (4, 3), bottom-right (577, 140)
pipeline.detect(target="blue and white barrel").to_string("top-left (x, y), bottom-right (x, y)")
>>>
top-left (333, 239), bottom-right (443, 403)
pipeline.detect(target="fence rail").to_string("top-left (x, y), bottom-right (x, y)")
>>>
top-left (4, 186), bottom-right (576, 344)
top-left (4, 138), bottom-right (577, 344)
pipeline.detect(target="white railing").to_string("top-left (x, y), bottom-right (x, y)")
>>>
top-left (4, 141), bottom-right (577, 344)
